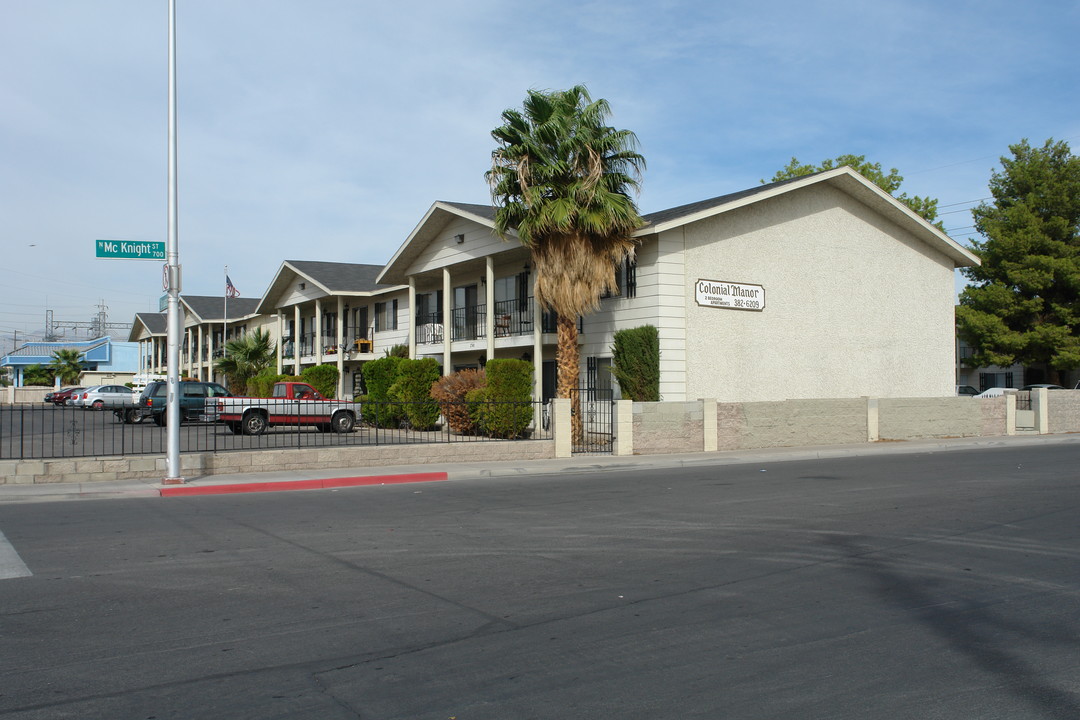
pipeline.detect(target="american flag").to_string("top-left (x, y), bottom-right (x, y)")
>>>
top-left (226, 275), bottom-right (240, 298)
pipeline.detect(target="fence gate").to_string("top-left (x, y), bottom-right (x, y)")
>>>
top-left (569, 387), bottom-right (614, 454)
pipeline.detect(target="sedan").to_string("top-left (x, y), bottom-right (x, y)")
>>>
top-left (47, 387), bottom-right (85, 406)
top-left (76, 385), bottom-right (136, 410)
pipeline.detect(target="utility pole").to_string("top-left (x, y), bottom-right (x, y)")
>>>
top-left (163, 0), bottom-right (184, 484)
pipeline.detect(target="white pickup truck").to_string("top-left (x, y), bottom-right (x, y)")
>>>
top-left (211, 381), bottom-right (362, 435)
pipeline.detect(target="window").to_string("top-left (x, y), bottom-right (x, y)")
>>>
top-left (601, 258), bottom-right (637, 299)
top-left (374, 299), bottom-right (399, 331)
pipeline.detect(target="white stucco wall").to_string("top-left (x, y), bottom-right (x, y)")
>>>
top-left (677, 184), bottom-right (957, 401)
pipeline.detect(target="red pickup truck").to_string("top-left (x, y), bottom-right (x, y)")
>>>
top-left (211, 382), bottom-right (362, 435)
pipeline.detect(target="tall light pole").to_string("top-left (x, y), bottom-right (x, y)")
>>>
top-left (163, 0), bottom-right (184, 483)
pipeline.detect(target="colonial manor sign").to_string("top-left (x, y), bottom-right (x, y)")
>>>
top-left (695, 279), bottom-right (765, 311)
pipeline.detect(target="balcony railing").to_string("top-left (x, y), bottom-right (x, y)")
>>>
top-left (414, 298), bottom-right (569, 344)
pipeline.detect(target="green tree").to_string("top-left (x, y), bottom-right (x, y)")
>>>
top-left (487, 85), bottom-right (645, 433)
top-left (49, 349), bottom-right (84, 385)
top-left (956, 138), bottom-right (1080, 384)
top-left (213, 328), bottom-right (276, 394)
top-left (766, 154), bottom-right (941, 227)
top-left (22, 364), bottom-right (54, 386)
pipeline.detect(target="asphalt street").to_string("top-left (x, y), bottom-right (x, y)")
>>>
top-left (1, 442), bottom-right (1078, 719)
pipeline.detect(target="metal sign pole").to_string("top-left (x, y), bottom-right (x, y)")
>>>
top-left (163, 0), bottom-right (184, 484)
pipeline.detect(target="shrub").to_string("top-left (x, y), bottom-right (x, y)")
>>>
top-left (388, 358), bottom-right (442, 430)
top-left (302, 364), bottom-right (339, 398)
top-left (610, 325), bottom-right (660, 401)
top-left (468, 359), bottom-right (534, 438)
top-left (430, 369), bottom-right (486, 433)
top-left (385, 344), bottom-right (409, 358)
top-left (247, 370), bottom-right (301, 398)
top-left (361, 356), bottom-right (405, 427)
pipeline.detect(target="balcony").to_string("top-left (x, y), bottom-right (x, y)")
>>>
top-left (415, 298), bottom-right (562, 345)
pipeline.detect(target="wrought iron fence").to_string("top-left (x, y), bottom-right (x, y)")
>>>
top-left (569, 387), bottom-right (614, 454)
top-left (0, 399), bottom-right (552, 460)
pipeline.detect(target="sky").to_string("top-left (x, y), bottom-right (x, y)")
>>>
top-left (2, 0), bottom-right (1078, 350)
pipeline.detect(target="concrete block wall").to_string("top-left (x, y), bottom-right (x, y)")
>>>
top-left (632, 401), bottom-right (704, 454)
top-left (1047, 390), bottom-right (1080, 434)
top-left (0, 440), bottom-right (555, 485)
top-left (877, 397), bottom-right (988, 441)
top-left (716, 398), bottom-right (868, 451)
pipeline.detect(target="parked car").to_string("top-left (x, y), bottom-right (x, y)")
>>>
top-left (955, 385), bottom-right (979, 397)
top-left (46, 387), bottom-right (85, 406)
top-left (76, 385), bottom-right (137, 411)
top-left (138, 380), bottom-right (232, 425)
top-left (1021, 384), bottom-right (1066, 391)
top-left (976, 387), bottom-right (1007, 398)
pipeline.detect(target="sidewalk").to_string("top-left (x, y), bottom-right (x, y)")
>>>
top-left (2, 433), bottom-right (1077, 503)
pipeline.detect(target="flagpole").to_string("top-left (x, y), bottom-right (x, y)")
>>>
top-left (223, 265), bottom-right (228, 372)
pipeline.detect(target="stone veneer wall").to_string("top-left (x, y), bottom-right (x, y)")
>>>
top-left (1047, 391), bottom-right (1080, 434)
top-left (877, 397), bottom-right (997, 440)
top-left (715, 398), bottom-right (868, 451)
top-left (631, 401), bottom-right (704, 455)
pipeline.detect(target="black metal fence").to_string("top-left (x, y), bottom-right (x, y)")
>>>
top-left (569, 388), bottom-right (614, 454)
top-left (0, 400), bottom-right (552, 460)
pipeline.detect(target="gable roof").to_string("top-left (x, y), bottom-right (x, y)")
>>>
top-left (637, 167), bottom-right (979, 267)
top-left (128, 312), bottom-right (167, 341)
top-left (377, 201), bottom-right (505, 285)
top-left (256, 260), bottom-right (402, 314)
top-left (377, 168), bottom-right (978, 284)
top-left (180, 296), bottom-right (262, 324)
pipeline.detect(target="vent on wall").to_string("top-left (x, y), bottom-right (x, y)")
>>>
top-left (454, 234), bottom-right (465, 244)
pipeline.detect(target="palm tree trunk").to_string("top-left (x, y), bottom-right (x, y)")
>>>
top-left (556, 314), bottom-right (583, 445)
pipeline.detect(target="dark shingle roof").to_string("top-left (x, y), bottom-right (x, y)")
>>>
top-left (441, 202), bottom-right (496, 221)
top-left (135, 312), bottom-right (167, 334)
top-left (285, 261), bottom-right (394, 293)
top-left (639, 173), bottom-right (817, 229)
top-left (182, 296), bottom-right (261, 322)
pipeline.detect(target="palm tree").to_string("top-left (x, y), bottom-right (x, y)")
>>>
top-left (487, 85), bottom-right (645, 436)
top-left (213, 328), bottom-right (276, 394)
top-left (49, 349), bottom-right (84, 385)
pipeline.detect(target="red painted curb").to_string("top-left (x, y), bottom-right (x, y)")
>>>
top-left (159, 472), bottom-right (448, 497)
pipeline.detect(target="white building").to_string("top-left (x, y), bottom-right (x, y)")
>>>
top-left (378, 167), bottom-right (979, 401)
top-left (131, 168), bottom-right (979, 402)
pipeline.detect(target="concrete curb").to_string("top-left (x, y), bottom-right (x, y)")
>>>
top-left (158, 471), bottom-right (448, 497)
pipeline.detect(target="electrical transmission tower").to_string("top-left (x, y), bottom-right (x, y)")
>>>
top-left (45, 301), bottom-right (133, 339)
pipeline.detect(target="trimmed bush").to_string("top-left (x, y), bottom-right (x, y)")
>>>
top-left (247, 371), bottom-right (301, 398)
top-left (468, 359), bottom-right (534, 438)
top-left (430, 369), bottom-right (486, 433)
top-left (388, 358), bottom-right (442, 430)
top-left (361, 356), bottom-right (405, 427)
top-left (301, 364), bottom-right (339, 398)
top-left (610, 325), bottom-right (660, 401)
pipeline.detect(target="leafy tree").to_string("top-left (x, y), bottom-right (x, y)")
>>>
top-left (487, 85), bottom-right (645, 439)
top-left (956, 138), bottom-right (1080, 384)
top-left (213, 328), bottom-right (276, 394)
top-left (766, 154), bottom-right (941, 227)
top-left (49, 349), bottom-right (85, 385)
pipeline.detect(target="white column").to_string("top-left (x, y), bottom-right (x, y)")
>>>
top-left (276, 311), bottom-right (283, 374)
top-left (408, 278), bottom-right (417, 359)
top-left (485, 256), bottom-right (495, 360)
top-left (442, 268), bottom-right (452, 372)
top-left (315, 299), bottom-right (323, 364)
top-left (336, 295), bottom-right (345, 398)
top-left (293, 305), bottom-right (301, 374)
top-left (196, 325), bottom-right (204, 380)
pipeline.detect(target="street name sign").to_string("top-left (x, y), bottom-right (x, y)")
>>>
top-left (96, 239), bottom-right (166, 260)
